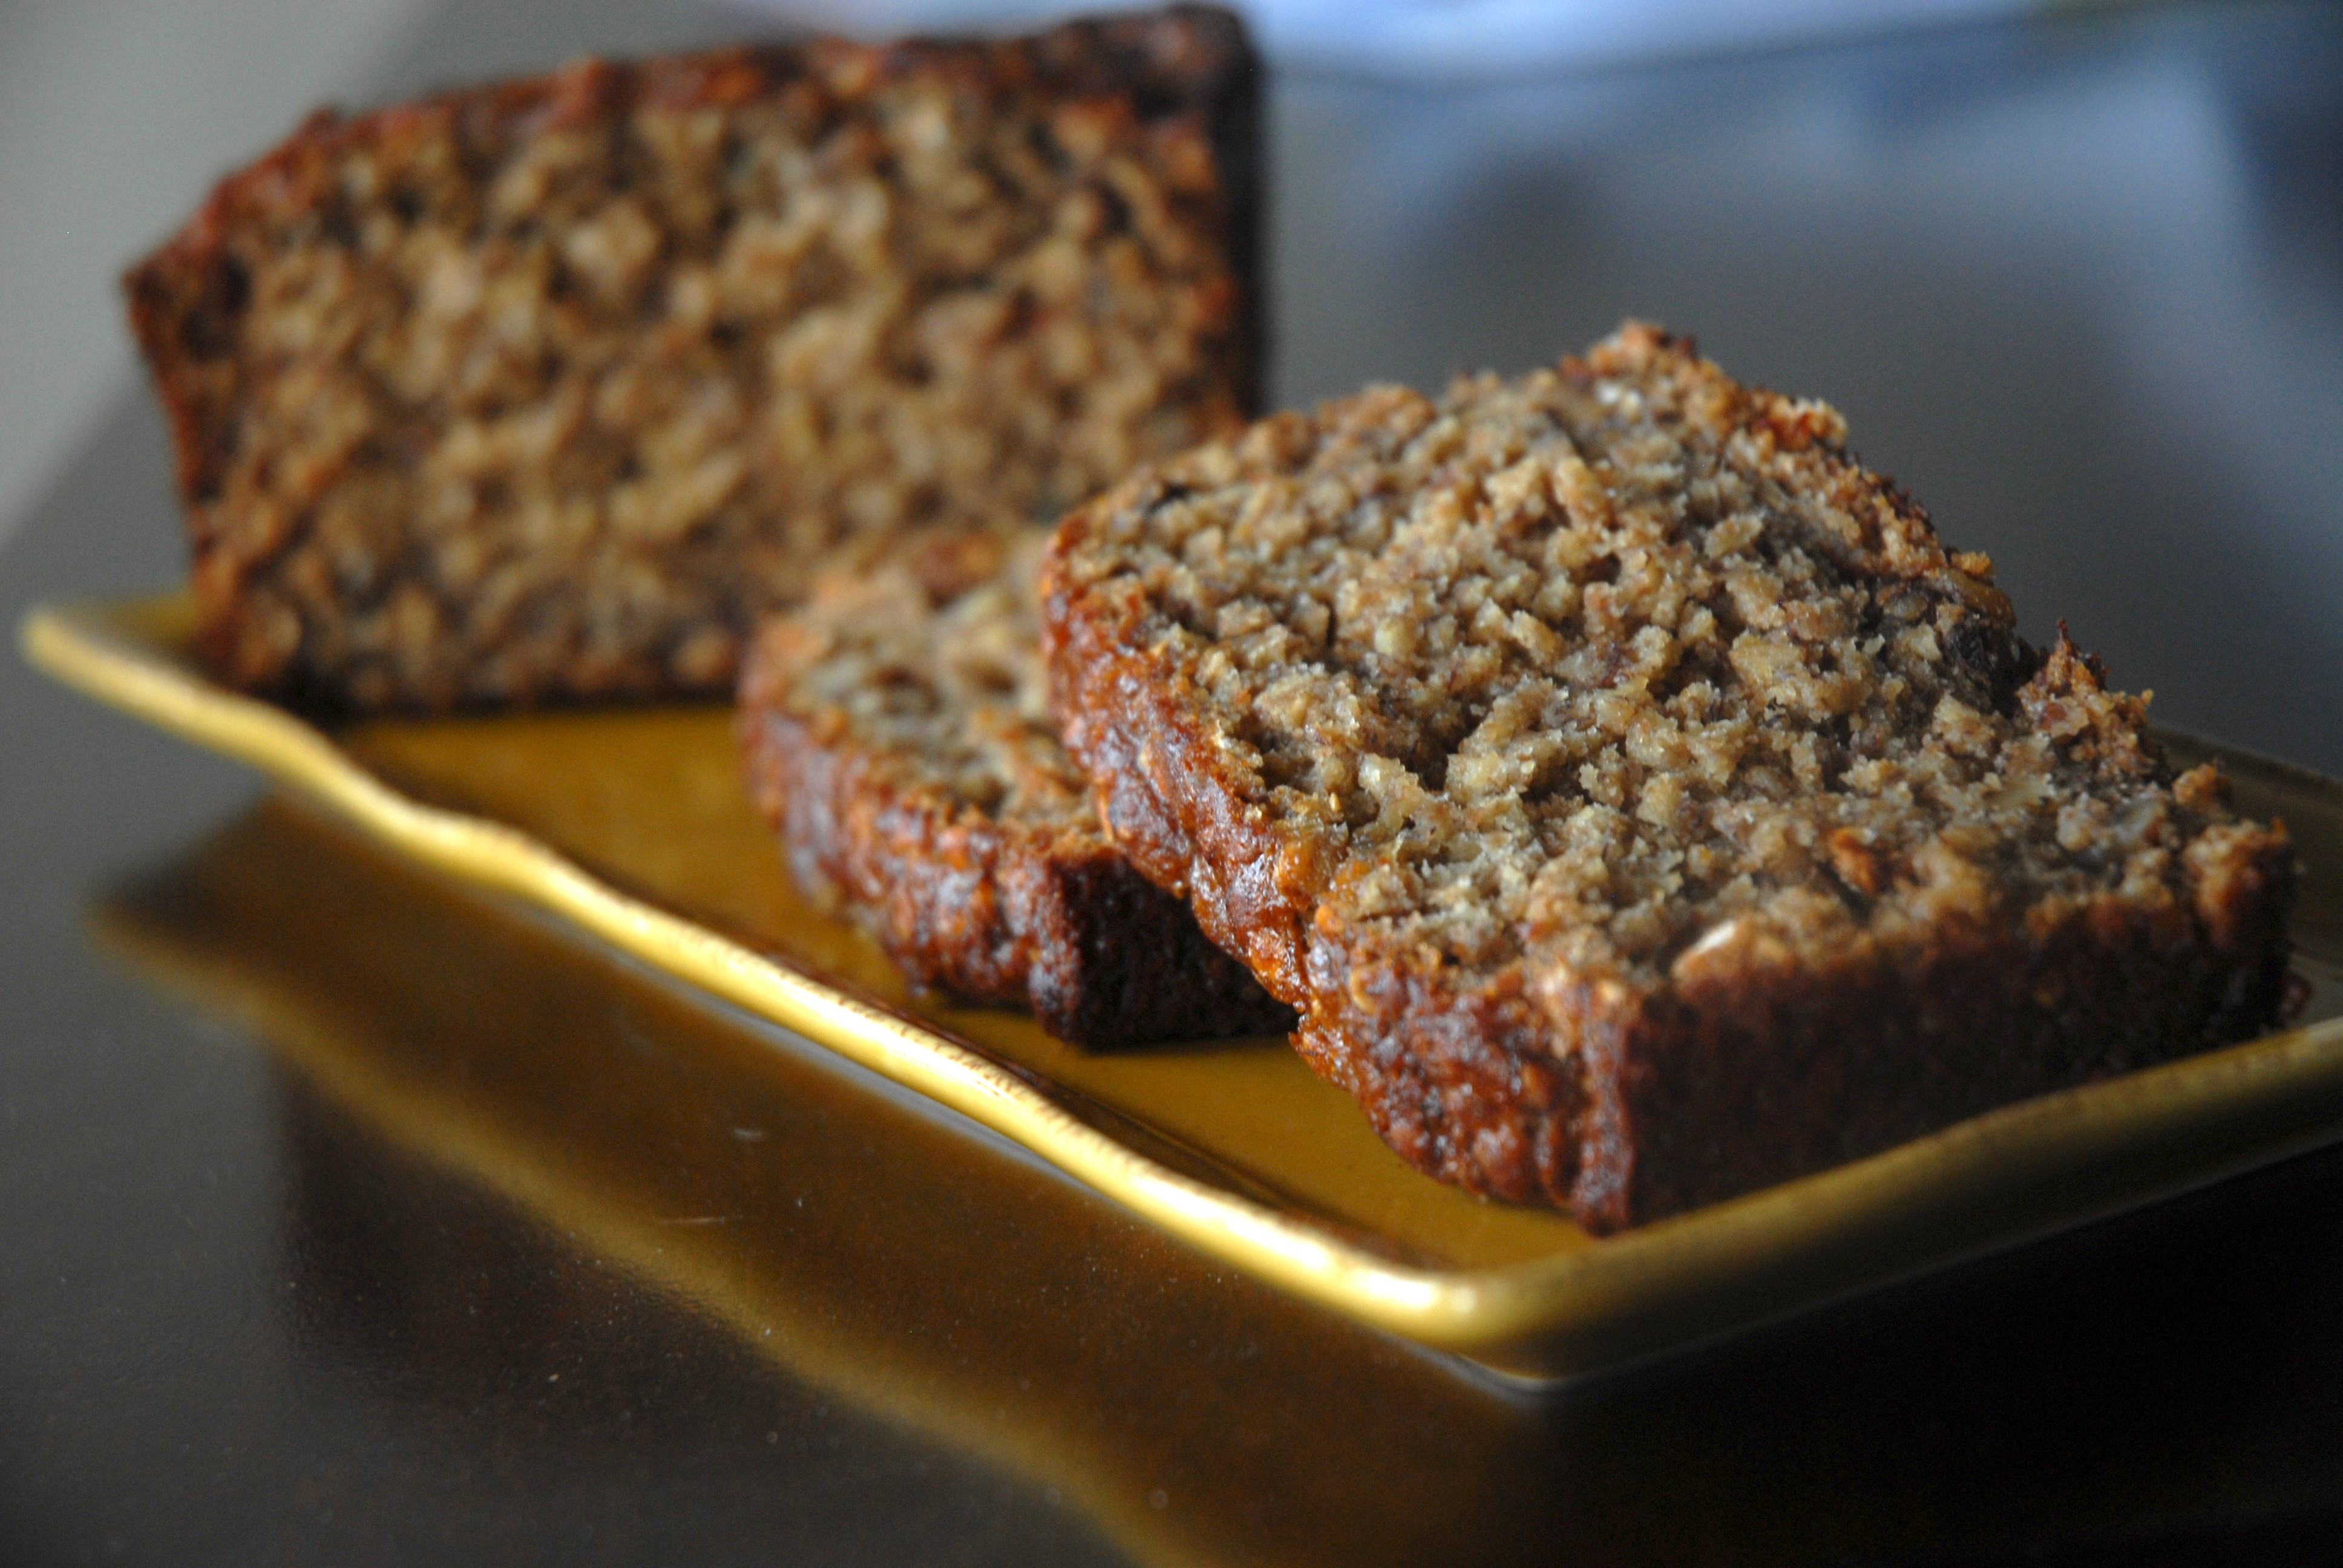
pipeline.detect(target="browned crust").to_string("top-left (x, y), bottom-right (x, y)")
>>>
top-left (737, 616), bottom-right (1291, 1048)
top-left (1042, 327), bottom-right (2301, 1232)
top-left (126, 5), bottom-right (1260, 710)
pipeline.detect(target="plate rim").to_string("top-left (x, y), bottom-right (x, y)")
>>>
top-left (27, 593), bottom-right (2343, 1378)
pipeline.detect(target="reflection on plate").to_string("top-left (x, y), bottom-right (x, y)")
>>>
top-left (25, 595), bottom-right (2343, 1378)
top-left (96, 800), bottom-right (1570, 1568)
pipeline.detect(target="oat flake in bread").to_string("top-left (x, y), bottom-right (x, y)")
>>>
top-left (127, 6), bottom-right (1259, 709)
top-left (739, 531), bottom-right (1291, 1047)
top-left (1041, 322), bottom-right (2298, 1232)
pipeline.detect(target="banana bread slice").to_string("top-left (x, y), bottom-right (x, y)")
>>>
top-left (738, 532), bottom-right (1291, 1047)
top-left (1040, 322), bottom-right (2298, 1230)
top-left (128, 6), bottom-right (1259, 709)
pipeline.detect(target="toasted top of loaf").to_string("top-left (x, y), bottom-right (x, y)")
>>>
top-left (1041, 324), bottom-right (2296, 1221)
top-left (128, 6), bottom-right (1259, 708)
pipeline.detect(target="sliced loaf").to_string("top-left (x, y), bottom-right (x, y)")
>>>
top-left (739, 532), bottom-right (1291, 1046)
top-left (1041, 323), bottom-right (2298, 1229)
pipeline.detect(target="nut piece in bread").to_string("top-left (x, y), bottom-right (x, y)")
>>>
top-left (128, 7), bottom-right (1260, 709)
top-left (739, 532), bottom-right (1291, 1047)
top-left (1041, 322), bottom-right (2298, 1231)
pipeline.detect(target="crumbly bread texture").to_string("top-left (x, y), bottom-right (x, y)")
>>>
top-left (128, 6), bottom-right (1259, 709)
top-left (1041, 323), bottom-right (2298, 1230)
top-left (738, 531), bottom-right (1291, 1046)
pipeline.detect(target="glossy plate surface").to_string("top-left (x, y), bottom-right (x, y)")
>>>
top-left (25, 594), bottom-right (2343, 1378)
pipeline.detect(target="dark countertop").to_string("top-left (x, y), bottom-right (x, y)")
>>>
top-left (5, 4), bottom-right (2343, 1563)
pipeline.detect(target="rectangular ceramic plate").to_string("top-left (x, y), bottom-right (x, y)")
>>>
top-left (25, 595), bottom-right (2343, 1379)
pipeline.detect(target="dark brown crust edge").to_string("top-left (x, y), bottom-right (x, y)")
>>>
top-left (125, 4), bottom-right (1263, 709)
top-left (1041, 475), bottom-right (2301, 1236)
top-left (736, 634), bottom-right (1292, 1049)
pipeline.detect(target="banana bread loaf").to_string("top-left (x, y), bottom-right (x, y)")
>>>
top-left (1040, 322), bottom-right (2298, 1230)
top-left (738, 531), bottom-right (1291, 1046)
top-left (127, 6), bottom-right (1259, 709)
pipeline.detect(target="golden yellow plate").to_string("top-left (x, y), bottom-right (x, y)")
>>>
top-left (25, 594), bottom-right (2343, 1379)
top-left (90, 798), bottom-right (1566, 1568)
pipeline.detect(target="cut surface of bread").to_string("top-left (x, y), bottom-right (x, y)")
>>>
top-left (738, 532), bottom-right (1291, 1047)
top-left (1041, 323), bottom-right (2298, 1230)
top-left (128, 6), bottom-right (1259, 709)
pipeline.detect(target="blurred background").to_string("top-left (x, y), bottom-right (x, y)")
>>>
top-left (5, 0), bottom-right (2340, 776)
